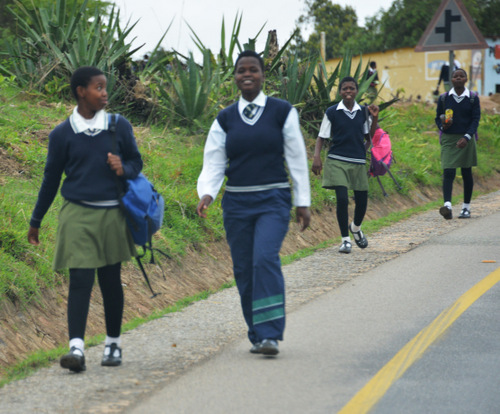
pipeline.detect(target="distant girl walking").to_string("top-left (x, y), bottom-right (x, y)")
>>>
top-left (312, 76), bottom-right (379, 254)
top-left (435, 68), bottom-right (480, 220)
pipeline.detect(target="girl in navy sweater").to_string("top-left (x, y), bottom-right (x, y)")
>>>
top-left (312, 76), bottom-right (379, 254)
top-left (196, 50), bottom-right (311, 356)
top-left (27, 66), bottom-right (142, 372)
top-left (435, 68), bottom-right (480, 219)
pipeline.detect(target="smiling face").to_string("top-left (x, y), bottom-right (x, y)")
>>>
top-left (76, 74), bottom-right (108, 118)
top-left (234, 56), bottom-right (264, 101)
top-left (340, 81), bottom-right (358, 107)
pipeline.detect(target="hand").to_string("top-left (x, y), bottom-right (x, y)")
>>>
top-left (368, 104), bottom-right (379, 118)
top-left (312, 157), bottom-right (323, 176)
top-left (196, 195), bottom-right (213, 218)
top-left (28, 226), bottom-right (40, 245)
top-left (296, 207), bottom-right (311, 232)
top-left (107, 153), bottom-right (124, 176)
top-left (442, 119), bottom-right (453, 130)
top-left (457, 137), bottom-right (468, 149)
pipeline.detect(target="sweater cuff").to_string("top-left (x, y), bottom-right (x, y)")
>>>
top-left (30, 217), bottom-right (42, 228)
top-left (464, 134), bottom-right (471, 141)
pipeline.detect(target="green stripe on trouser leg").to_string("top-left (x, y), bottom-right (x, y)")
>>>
top-left (253, 294), bottom-right (285, 325)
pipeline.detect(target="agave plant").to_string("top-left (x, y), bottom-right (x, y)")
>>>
top-left (153, 50), bottom-right (232, 130)
top-left (2, 0), bottom-right (142, 104)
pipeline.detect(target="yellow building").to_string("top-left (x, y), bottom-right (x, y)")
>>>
top-left (326, 47), bottom-right (478, 103)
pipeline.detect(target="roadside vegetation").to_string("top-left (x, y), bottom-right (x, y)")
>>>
top-left (1, 0), bottom-right (500, 385)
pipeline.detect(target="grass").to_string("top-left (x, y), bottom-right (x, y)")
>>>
top-left (1, 80), bottom-right (500, 385)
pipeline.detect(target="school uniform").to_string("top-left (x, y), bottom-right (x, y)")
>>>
top-left (318, 100), bottom-right (371, 190)
top-left (435, 87), bottom-right (480, 169)
top-left (30, 108), bottom-right (142, 269)
top-left (197, 91), bottom-right (310, 344)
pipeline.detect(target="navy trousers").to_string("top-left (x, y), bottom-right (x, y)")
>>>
top-left (222, 188), bottom-right (291, 344)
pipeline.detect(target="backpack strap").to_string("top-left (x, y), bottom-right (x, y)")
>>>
top-left (364, 105), bottom-right (372, 150)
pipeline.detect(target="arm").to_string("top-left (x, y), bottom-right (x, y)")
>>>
top-left (29, 129), bottom-right (66, 229)
top-left (368, 104), bottom-right (379, 138)
top-left (458, 95), bottom-right (481, 149)
top-left (196, 120), bottom-right (227, 218)
top-left (312, 114), bottom-right (331, 176)
top-left (109, 118), bottom-right (143, 179)
top-left (28, 127), bottom-right (67, 244)
top-left (283, 107), bottom-right (311, 207)
top-left (282, 107), bottom-right (311, 231)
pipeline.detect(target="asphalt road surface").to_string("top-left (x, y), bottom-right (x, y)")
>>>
top-left (128, 211), bottom-right (500, 414)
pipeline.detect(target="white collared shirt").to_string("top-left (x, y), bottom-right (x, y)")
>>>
top-left (69, 107), bottom-right (109, 136)
top-left (449, 87), bottom-right (470, 104)
top-left (318, 100), bottom-right (371, 138)
top-left (197, 92), bottom-right (311, 207)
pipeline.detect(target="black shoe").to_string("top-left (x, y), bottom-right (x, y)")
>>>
top-left (250, 339), bottom-right (279, 356)
top-left (101, 343), bottom-right (122, 367)
top-left (60, 347), bottom-right (86, 373)
top-left (439, 206), bottom-right (452, 220)
top-left (349, 224), bottom-right (368, 249)
top-left (458, 208), bottom-right (471, 219)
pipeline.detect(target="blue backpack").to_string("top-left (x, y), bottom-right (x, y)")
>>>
top-left (110, 114), bottom-right (169, 297)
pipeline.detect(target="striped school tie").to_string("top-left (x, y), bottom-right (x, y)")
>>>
top-left (243, 103), bottom-right (258, 119)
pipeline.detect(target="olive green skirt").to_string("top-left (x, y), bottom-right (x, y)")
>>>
top-left (53, 201), bottom-right (137, 270)
top-left (440, 133), bottom-right (477, 169)
top-left (322, 158), bottom-right (369, 191)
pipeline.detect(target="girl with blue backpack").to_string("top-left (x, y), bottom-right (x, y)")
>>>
top-left (27, 66), bottom-right (143, 372)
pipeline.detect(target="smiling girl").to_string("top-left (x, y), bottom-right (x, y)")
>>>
top-left (196, 50), bottom-right (311, 356)
top-left (27, 66), bottom-right (142, 372)
top-left (312, 76), bottom-right (379, 254)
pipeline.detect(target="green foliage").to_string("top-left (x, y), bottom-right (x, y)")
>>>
top-left (292, 0), bottom-right (359, 59)
top-left (2, 78), bottom-right (499, 309)
top-left (341, 0), bottom-right (500, 54)
top-left (0, 0), bottom-right (141, 104)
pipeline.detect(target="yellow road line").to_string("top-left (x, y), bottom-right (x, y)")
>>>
top-left (338, 267), bottom-right (500, 414)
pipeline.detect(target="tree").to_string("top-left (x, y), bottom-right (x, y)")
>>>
top-left (292, 0), bottom-right (360, 59)
top-left (347, 0), bottom-right (500, 53)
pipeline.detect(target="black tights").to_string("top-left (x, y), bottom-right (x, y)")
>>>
top-left (443, 167), bottom-right (473, 204)
top-left (334, 186), bottom-right (368, 237)
top-left (68, 263), bottom-right (123, 340)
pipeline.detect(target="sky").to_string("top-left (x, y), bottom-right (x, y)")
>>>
top-left (112, 0), bottom-right (395, 60)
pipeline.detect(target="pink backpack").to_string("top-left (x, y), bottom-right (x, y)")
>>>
top-left (369, 127), bottom-right (393, 177)
top-left (368, 127), bottom-right (401, 196)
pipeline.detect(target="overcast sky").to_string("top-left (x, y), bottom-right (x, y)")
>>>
top-left (112, 0), bottom-right (395, 59)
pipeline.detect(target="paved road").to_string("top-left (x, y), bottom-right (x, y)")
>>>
top-left (128, 211), bottom-right (500, 414)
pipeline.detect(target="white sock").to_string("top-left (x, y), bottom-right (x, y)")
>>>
top-left (342, 236), bottom-right (351, 243)
top-left (69, 338), bottom-right (84, 355)
top-left (105, 336), bottom-right (121, 347)
top-left (351, 222), bottom-right (361, 232)
top-left (462, 203), bottom-right (471, 210)
top-left (444, 201), bottom-right (452, 209)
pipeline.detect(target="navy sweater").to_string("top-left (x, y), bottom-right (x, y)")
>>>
top-left (217, 97), bottom-right (292, 188)
top-left (435, 92), bottom-right (480, 139)
top-left (30, 115), bottom-right (142, 228)
top-left (325, 104), bottom-right (368, 164)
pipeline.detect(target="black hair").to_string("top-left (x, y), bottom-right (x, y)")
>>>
top-left (234, 50), bottom-right (265, 72)
top-left (70, 66), bottom-right (105, 101)
top-left (339, 76), bottom-right (358, 90)
top-left (370, 61), bottom-right (376, 69)
top-left (452, 68), bottom-right (468, 78)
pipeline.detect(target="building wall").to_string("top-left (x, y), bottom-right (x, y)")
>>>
top-left (484, 38), bottom-right (500, 95)
top-left (325, 47), bottom-right (482, 102)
